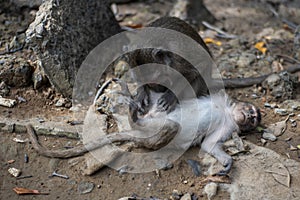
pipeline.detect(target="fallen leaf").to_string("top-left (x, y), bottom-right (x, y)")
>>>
top-left (204, 38), bottom-right (222, 46)
top-left (265, 163), bottom-right (290, 187)
top-left (13, 187), bottom-right (47, 195)
top-left (271, 60), bottom-right (284, 72)
top-left (123, 23), bottom-right (143, 29)
top-left (256, 126), bottom-right (264, 133)
top-left (7, 160), bottom-right (15, 164)
top-left (265, 119), bottom-right (288, 137)
top-left (255, 41), bottom-right (267, 54)
top-left (198, 175), bottom-right (231, 188)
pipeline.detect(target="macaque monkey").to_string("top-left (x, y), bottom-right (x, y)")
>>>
top-left (125, 82), bottom-right (261, 175)
top-left (26, 79), bottom-right (261, 176)
top-left (122, 16), bottom-right (300, 116)
top-left (26, 17), bottom-right (265, 175)
top-left (124, 16), bottom-right (212, 114)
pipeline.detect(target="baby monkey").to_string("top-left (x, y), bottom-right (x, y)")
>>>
top-left (26, 80), bottom-right (260, 176)
top-left (126, 81), bottom-right (261, 175)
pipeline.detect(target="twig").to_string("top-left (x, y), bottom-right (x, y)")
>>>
top-left (202, 21), bottom-right (238, 39)
top-left (268, 4), bottom-right (298, 30)
top-left (93, 79), bottom-right (112, 105)
top-left (0, 45), bottom-right (24, 56)
top-left (276, 54), bottom-right (300, 64)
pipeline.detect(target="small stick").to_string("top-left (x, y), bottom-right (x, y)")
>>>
top-left (202, 21), bottom-right (238, 39)
top-left (93, 79), bottom-right (112, 105)
top-left (276, 54), bottom-right (300, 64)
top-left (268, 4), bottom-right (298, 30)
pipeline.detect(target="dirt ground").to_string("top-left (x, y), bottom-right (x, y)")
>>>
top-left (1, 0), bottom-right (300, 199)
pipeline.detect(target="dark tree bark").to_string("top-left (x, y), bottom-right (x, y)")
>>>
top-left (25, 0), bottom-right (121, 97)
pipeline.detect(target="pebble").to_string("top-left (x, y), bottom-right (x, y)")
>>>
top-left (172, 189), bottom-right (183, 200)
top-left (262, 131), bottom-right (277, 141)
top-left (274, 108), bottom-right (288, 116)
top-left (204, 182), bottom-right (218, 200)
top-left (55, 97), bottom-right (69, 107)
top-left (78, 181), bottom-right (95, 194)
top-left (180, 193), bottom-right (192, 200)
top-left (261, 138), bottom-right (267, 145)
top-left (8, 167), bottom-right (21, 177)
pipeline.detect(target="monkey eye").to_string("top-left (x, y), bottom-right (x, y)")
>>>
top-left (249, 109), bottom-right (255, 114)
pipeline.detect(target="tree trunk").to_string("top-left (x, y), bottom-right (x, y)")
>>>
top-left (25, 0), bottom-right (121, 97)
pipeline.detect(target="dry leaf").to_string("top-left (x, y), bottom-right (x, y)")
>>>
top-left (265, 163), bottom-right (290, 187)
top-left (265, 119), bottom-right (288, 137)
top-left (271, 60), bottom-right (284, 72)
top-left (204, 38), bottom-right (222, 46)
top-left (198, 175), bottom-right (231, 188)
top-left (255, 41), bottom-right (267, 54)
top-left (123, 23), bottom-right (143, 29)
top-left (13, 187), bottom-right (43, 195)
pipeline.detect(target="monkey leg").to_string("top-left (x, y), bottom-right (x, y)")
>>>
top-left (26, 119), bottom-right (179, 159)
top-left (201, 138), bottom-right (233, 176)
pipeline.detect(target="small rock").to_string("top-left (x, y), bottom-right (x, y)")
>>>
top-left (32, 62), bottom-right (49, 89)
top-left (0, 97), bottom-right (17, 108)
top-left (261, 138), bottom-right (267, 145)
top-left (274, 108), bottom-right (288, 116)
top-left (172, 189), bottom-right (183, 200)
top-left (236, 52), bottom-right (256, 68)
top-left (180, 193), bottom-right (192, 200)
top-left (262, 131), bottom-right (277, 141)
top-left (55, 97), bottom-right (69, 107)
top-left (203, 182), bottom-right (218, 200)
top-left (0, 81), bottom-right (10, 96)
top-left (8, 167), bottom-right (21, 177)
top-left (78, 181), bottom-right (95, 194)
top-left (35, 23), bottom-right (44, 35)
top-left (114, 60), bottom-right (130, 78)
top-left (282, 100), bottom-right (300, 112)
top-left (117, 165), bottom-right (130, 175)
top-left (68, 180), bottom-right (77, 185)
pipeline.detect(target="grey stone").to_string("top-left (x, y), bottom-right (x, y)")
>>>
top-left (78, 181), bottom-right (95, 194)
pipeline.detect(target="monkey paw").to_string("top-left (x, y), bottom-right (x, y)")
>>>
top-left (157, 91), bottom-right (177, 112)
top-left (135, 90), bottom-right (150, 114)
top-left (215, 158), bottom-right (232, 176)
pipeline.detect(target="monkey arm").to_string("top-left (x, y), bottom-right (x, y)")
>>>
top-left (200, 133), bottom-right (233, 176)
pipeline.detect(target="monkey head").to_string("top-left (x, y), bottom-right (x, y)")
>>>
top-left (231, 102), bottom-right (261, 132)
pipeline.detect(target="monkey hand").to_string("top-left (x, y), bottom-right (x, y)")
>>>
top-left (134, 87), bottom-right (150, 114)
top-left (157, 90), bottom-right (177, 113)
top-left (216, 157), bottom-right (232, 176)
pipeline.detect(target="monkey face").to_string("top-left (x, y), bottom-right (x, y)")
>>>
top-left (232, 102), bottom-right (261, 132)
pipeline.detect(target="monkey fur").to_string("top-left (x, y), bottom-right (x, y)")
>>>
top-left (129, 86), bottom-right (261, 175)
top-left (26, 79), bottom-right (261, 176)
